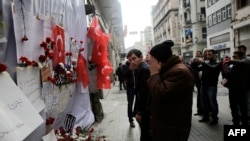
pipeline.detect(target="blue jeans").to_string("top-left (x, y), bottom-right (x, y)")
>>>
top-left (201, 86), bottom-right (218, 120)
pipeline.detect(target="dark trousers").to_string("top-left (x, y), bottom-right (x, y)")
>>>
top-left (138, 112), bottom-right (152, 141)
top-left (228, 87), bottom-right (248, 125)
top-left (119, 80), bottom-right (126, 90)
top-left (196, 82), bottom-right (202, 114)
top-left (90, 92), bottom-right (104, 122)
top-left (126, 87), bottom-right (137, 122)
top-left (201, 86), bottom-right (218, 120)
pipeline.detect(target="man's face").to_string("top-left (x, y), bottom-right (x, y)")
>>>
top-left (207, 51), bottom-right (214, 60)
top-left (232, 54), bottom-right (240, 60)
top-left (196, 52), bottom-right (202, 57)
top-left (238, 47), bottom-right (246, 54)
top-left (128, 53), bottom-right (142, 69)
top-left (203, 50), bottom-right (209, 59)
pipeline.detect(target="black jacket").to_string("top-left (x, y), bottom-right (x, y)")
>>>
top-left (200, 61), bottom-right (221, 87)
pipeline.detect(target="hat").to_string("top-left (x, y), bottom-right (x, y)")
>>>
top-left (149, 40), bottom-right (174, 63)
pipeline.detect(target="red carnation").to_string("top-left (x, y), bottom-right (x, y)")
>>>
top-left (47, 76), bottom-right (56, 84)
top-left (59, 127), bottom-right (66, 135)
top-left (48, 52), bottom-right (54, 59)
top-left (72, 61), bottom-right (76, 66)
top-left (45, 118), bottom-right (50, 125)
top-left (49, 117), bottom-right (55, 124)
top-left (66, 52), bottom-right (73, 56)
top-left (39, 55), bottom-right (47, 63)
top-left (40, 42), bottom-right (47, 48)
top-left (19, 56), bottom-right (28, 62)
top-left (46, 37), bottom-right (51, 43)
top-left (89, 128), bottom-right (94, 133)
top-left (31, 61), bottom-right (38, 67)
top-left (76, 126), bottom-right (81, 132)
top-left (21, 35), bottom-right (28, 42)
top-left (0, 63), bottom-right (7, 73)
top-left (26, 60), bottom-right (32, 66)
top-left (79, 48), bottom-right (84, 52)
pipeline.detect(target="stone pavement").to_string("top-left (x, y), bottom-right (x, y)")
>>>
top-left (92, 82), bottom-right (231, 141)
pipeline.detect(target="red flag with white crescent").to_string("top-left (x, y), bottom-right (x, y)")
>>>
top-left (53, 25), bottom-right (65, 69)
top-left (77, 52), bottom-right (90, 88)
top-left (87, 16), bottom-right (103, 42)
top-left (96, 61), bottom-right (113, 89)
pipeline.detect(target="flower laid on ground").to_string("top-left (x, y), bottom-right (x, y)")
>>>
top-left (55, 126), bottom-right (107, 141)
top-left (0, 63), bottom-right (7, 73)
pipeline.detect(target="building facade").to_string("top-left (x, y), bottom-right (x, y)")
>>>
top-left (151, 0), bottom-right (181, 55)
top-left (179, 0), bottom-right (207, 63)
top-left (232, 0), bottom-right (250, 55)
top-left (206, 0), bottom-right (233, 60)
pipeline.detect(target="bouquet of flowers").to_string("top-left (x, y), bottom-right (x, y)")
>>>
top-left (55, 126), bottom-right (107, 141)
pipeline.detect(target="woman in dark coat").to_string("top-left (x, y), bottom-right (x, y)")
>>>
top-left (147, 40), bottom-right (194, 141)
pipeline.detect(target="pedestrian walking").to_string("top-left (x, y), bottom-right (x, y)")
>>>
top-left (127, 49), bottom-right (151, 141)
top-left (124, 61), bottom-right (138, 128)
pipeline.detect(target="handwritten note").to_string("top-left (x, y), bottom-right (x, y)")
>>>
top-left (42, 82), bottom-right (59, 117)
top-left (16, 67), bottom-right (45, 112)
top-left (0, 72), bottom-right (43, 141)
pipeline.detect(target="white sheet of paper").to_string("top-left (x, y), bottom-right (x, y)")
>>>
top-left (16, 67), bottom-right (45, 112)
top-left (0, 72), bottom-right (43, 141)
top-left (12, 2), bottom-right (44, 62)
top-left (42, 130), bottom-right (57, 141)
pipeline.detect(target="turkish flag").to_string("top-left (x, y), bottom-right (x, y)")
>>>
top-left (53, 25), bottom-right (65, 69)
top-left (87, 16), bottom-right (102, 42)
top-left (96, 61), bottom-right (113, 89)
top-left (77, 52), bottom-right (90, 88)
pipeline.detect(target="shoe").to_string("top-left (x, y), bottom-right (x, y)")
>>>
top-left (210, 120), bottom-right (218, 125)
top-left (199, 118), bottom-right (210, 122)
top-left (130, 122), bottom-right (135, 128)
top-left (194, 113), bottom-right (203, 116)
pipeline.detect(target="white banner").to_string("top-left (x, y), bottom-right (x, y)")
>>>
top-left (16, 67), bottom-right (45, 112)
top-left (0, 72), bottom-right (43, 141)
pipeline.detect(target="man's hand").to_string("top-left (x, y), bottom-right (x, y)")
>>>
top-left (135, 114), bottom-right (142, 123)
top-left (148, 55), bottom-right (161, 76)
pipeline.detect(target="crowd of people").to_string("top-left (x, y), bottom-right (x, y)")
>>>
top-left (114, 41), bottom-right (250, 141)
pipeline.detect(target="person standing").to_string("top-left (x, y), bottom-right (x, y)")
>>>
top-left (191, 51), bottom-right (203, 116)
top-left (147, 40), bottom-right (193, 141)
top-left (124, 61), bottom-right (138, 128)
top-left (116, 63), bottom-right (126, 90)
top-left (198, 49), bottom-right (221, 125)
top-left (127, 49), bottom-right (151, 141)
top-left (223, 51), bottom-right (248, 125)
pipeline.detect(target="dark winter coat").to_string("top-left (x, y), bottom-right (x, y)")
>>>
top-left (147, 56), bottom-right (194, 141)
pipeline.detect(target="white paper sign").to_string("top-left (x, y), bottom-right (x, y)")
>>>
top-left (42, 130), bottom-right (57, 141)
top-left (0, 72), bottom-right (43, 141)
top-left (42, 82), bottom-right (59, 117)
top-left (16, 67), bottom-right (45, 112)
